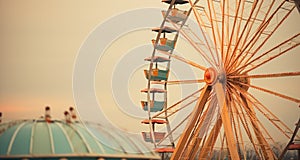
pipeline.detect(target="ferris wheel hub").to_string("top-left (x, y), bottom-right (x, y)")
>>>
top-left (204, 67), bottom-right (218, 85)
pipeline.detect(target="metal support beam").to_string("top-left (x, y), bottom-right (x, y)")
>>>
top-left (240, 94), bottom-right (274, 159)
top-left (215, 82), bottom-right (240, 160)
top-left (279, 118), bottom-right (300, 159)
top-left (171, 85), bottom-right (212, 160)
top-left (198, 118), bottom-right (222, 159)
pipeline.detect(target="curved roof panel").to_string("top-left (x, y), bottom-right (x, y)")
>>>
top-left (0, 119), bottom-right (159, 160)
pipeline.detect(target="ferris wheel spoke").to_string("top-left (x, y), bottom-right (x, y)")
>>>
top-left (227, 85), bottom-right (261, 156)
top-left (254, 115), bottom-right (283, 154)
top-left (156, 112), bottom-right (193, 146)
top-left (228, 71), bottom-right (300, 79)
top-left (241, 1), bottom-right (284, 54)
top-left (152, 79), bottom-right (205, 85)
top-left (223, 0), bottom-right (243, 68)
top-left (231, 97), bottom-right (261, 157)
top-left (229, 81), bottom-right (292, 146)
top-left (238, 92), bottom-right (291, 156)
top-left (220, 0), bottom-right (226, 64)
top-left (242, 0), bottom-right (294, 53)
top-left (228, 1), bottom-right (267, 71)
top-left (163, 98), bottom-right (199, 119)
top-left (241, 40), bottom-right (300, 74)
top-left (206, 0), bottom-right (222, 65)
top-left (229, 81), bottom-right (296, 144)
top-left (229, 1), bottom-right (290, 70)
top-left (231, 79), bottom-right (300, 104)
top-left (228, 1), bottom-right (296, 73)
top-left (239, 0), bottom-right (275, 50)
top-left (225, 0), bottom-right (259, 72)
top-left (152, 88), bottom-right (203, 119)
top-left (220, 0), bottom-right (227, 67)
top-left (225, 0), bottom-right (248, 70)
top-left (237, 0), bottom-right (265, 51)
top-left (234, 33), bottom-right (300, 74)
top-left (228, 85), bottom-right (275, 158)
top-left (239, 88), bottom-right (295, 139)
top-left (189, 2), bottom-right (220, 67)
top-left (235, 101), bottom-right (267, 158)
top-left (157, 50), bottom-right (207, 71)
top-left (168, 14), bottom-right (218, 67)
top-left (235, 0), bottom-right (276, 69)
top-left (179, 23), bottom-right (215, 60)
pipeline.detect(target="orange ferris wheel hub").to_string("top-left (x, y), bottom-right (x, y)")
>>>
top-left (204, 67), bottom-right (217, 85)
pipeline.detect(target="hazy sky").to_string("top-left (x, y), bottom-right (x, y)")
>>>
top-left (0, 0), bottom-right (299, 140)
top-left (0, 0), bottom-right (163, 120)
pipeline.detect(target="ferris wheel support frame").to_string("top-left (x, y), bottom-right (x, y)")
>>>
top-left (171, 85), bottom-right (212, 160)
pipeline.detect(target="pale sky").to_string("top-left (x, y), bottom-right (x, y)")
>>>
top-left (0, 0), bottom-right (163, 120)
top-left (0, 0), bottom-right (299, 141)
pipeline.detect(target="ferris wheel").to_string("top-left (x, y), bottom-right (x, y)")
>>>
top-left (140, 0), bottom-right (300, 159)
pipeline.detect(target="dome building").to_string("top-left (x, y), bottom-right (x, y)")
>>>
top-left (0, 112), bottom-right (160, 160)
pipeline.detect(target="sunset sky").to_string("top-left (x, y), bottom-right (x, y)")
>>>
top-left (0, 0), bottom-right (299, 140)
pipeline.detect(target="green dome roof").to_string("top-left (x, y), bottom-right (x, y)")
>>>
top-left (0, 119), bottom-right (159, 160)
